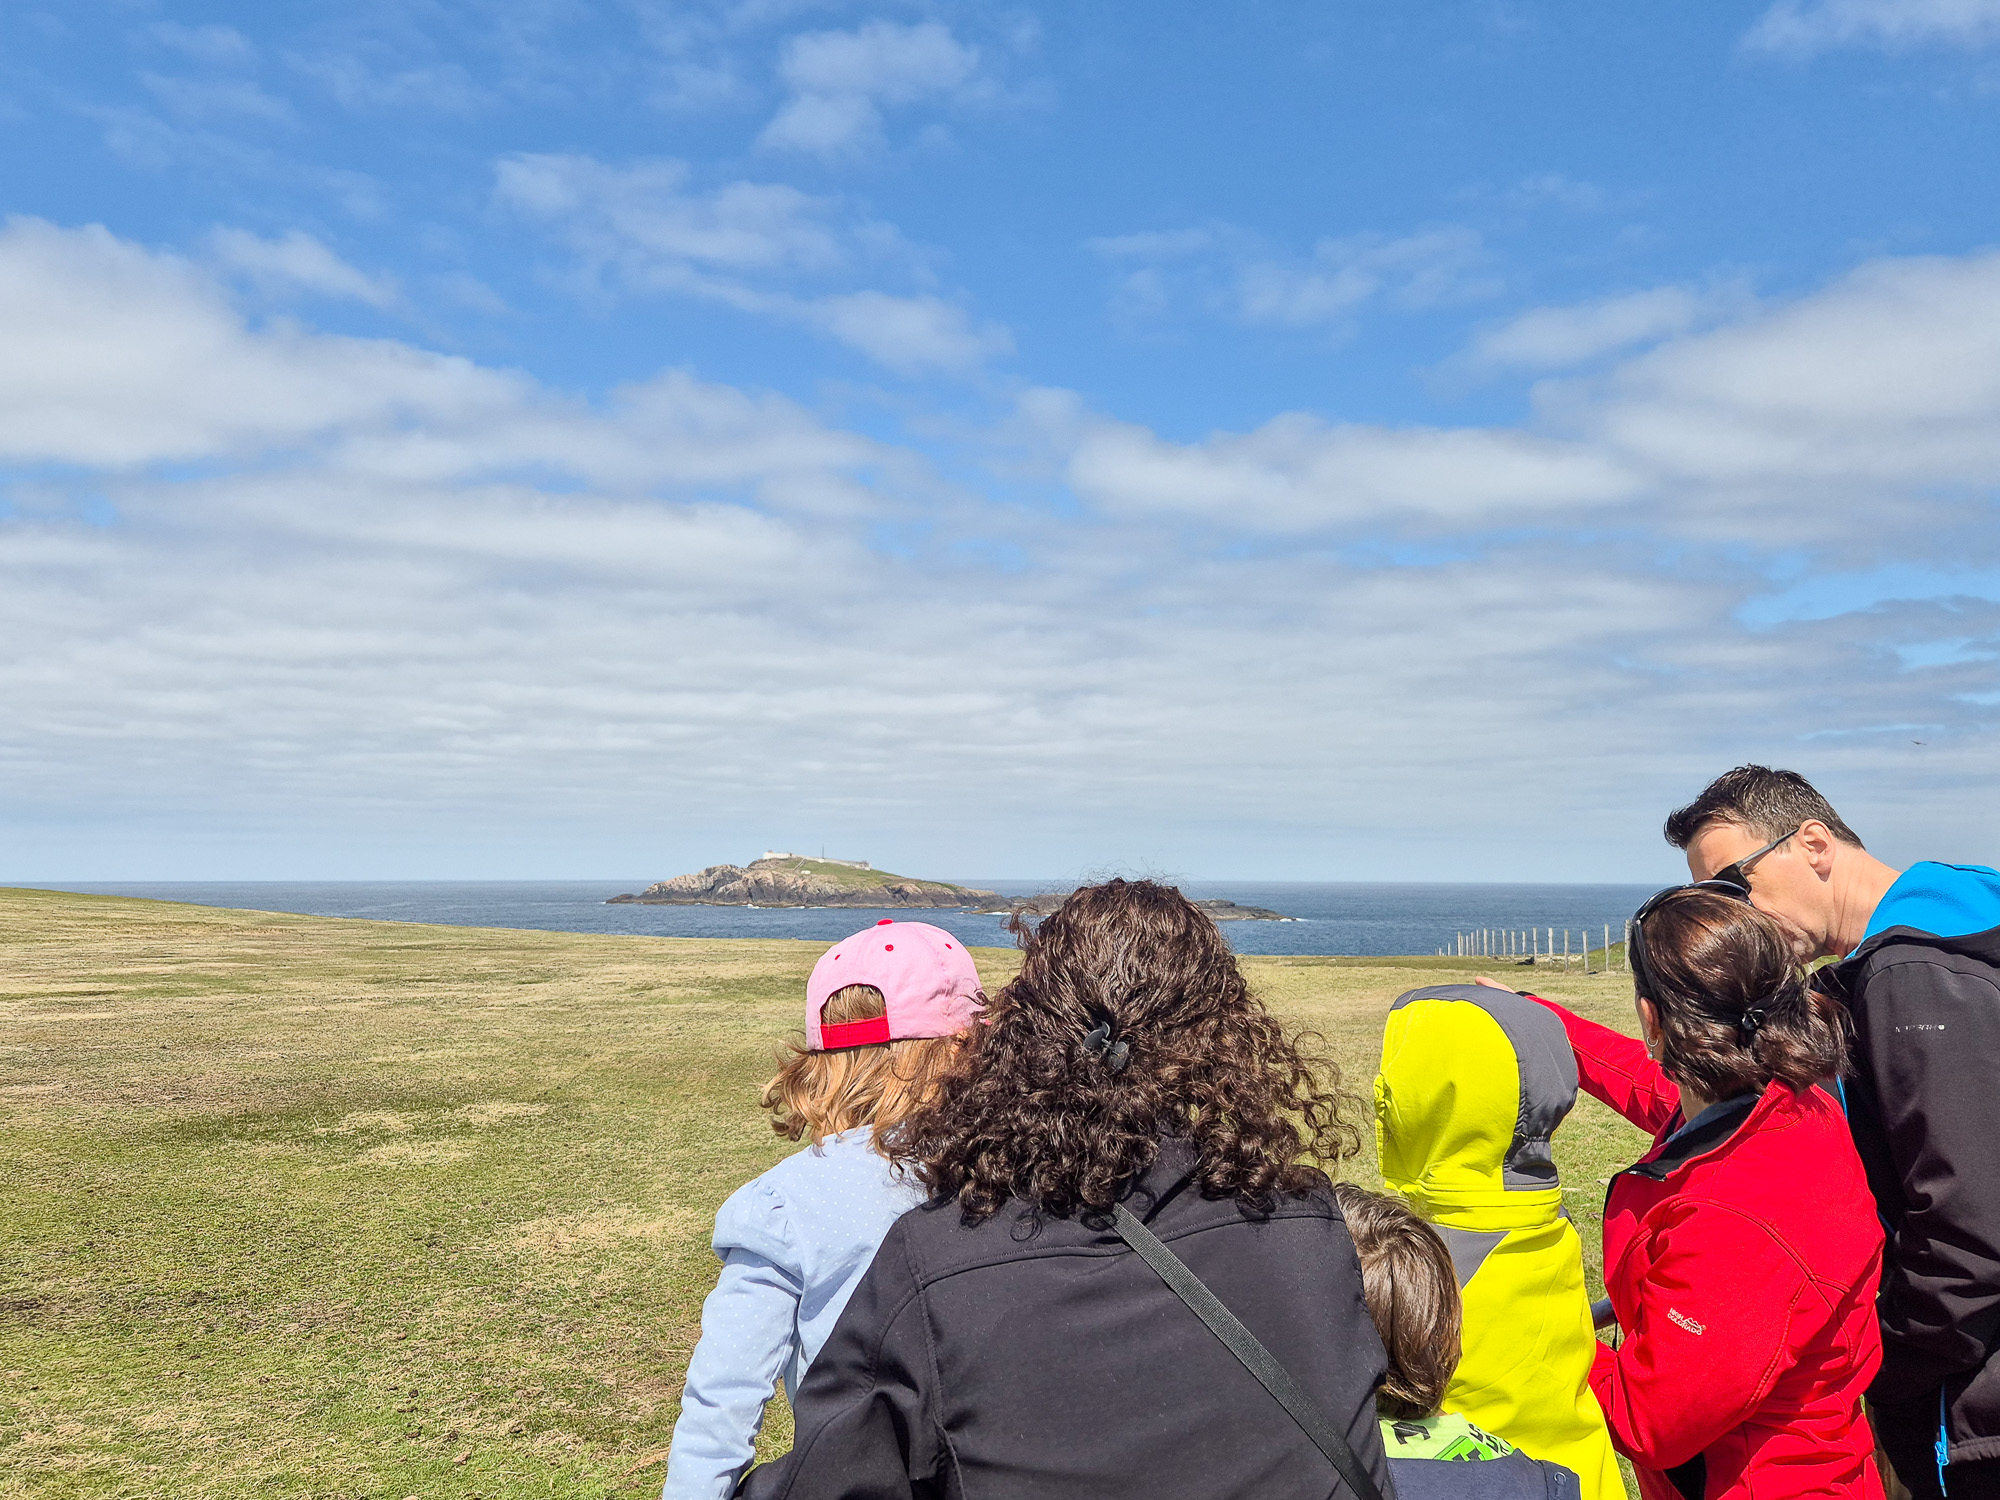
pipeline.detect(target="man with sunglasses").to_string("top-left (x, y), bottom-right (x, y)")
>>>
top-left (1665, 765), bottom-right (2000, 1500)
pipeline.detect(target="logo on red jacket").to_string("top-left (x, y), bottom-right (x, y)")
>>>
top-left (1667, 1307), bottom-right (1707, 1335)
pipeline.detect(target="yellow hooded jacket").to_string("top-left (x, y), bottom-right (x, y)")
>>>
top-left (1376, 984), bottom-right (1621, 1500)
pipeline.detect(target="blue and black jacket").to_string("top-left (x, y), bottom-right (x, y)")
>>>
top-left (1820, 866), bottom-right (2000, 1468)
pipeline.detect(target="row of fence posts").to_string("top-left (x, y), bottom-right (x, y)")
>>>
top-left (1437, 921), bottom-right (1633, 974)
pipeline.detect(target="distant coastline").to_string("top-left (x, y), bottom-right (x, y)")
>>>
top-left (23, 880), bottom-right (1660, 959)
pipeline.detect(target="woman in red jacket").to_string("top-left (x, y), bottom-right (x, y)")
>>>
top-left (1519, 883), bottom-right (1884, 1500)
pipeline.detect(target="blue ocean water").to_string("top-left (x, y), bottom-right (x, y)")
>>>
top-left (28, 879), bottom-right (1662, 958)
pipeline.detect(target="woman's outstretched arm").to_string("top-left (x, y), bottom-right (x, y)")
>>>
top-left (1524, 990), bottom-right (1681, 1135)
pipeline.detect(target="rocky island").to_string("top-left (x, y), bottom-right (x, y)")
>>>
top-left (609, 856), bottom-right (1293, 921)
top-left (608, 854), bottom-right (996, 909)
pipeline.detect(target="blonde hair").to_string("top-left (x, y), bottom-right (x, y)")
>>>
top-left (762, 984), bottom-right (964, 1152)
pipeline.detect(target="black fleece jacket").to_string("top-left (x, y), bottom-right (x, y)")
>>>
top-left (1820, 923), bottom-right (2000, 1463)
top-left (737, 1142), bottom-right (1391, 1500)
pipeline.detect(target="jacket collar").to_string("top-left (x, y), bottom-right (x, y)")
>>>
top-left (1620, 1089), bottom-right (1766, 1182)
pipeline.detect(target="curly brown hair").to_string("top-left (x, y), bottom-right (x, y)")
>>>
top-left (896, 879), bottom-right (1363, 1222)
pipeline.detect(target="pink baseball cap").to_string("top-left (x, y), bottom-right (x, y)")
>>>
top-left (806, 919), bottom-right (985, 1051)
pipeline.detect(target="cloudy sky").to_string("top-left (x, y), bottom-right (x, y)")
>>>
top-left (4, 1), bottom-right (2000, 882)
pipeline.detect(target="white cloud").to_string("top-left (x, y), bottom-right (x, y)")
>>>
top-left (209, 227), bottom-right (399, 309)
top-left (0, 218), bottom-right (875, 486)
top-left (1238, 228), bottom-right (1494, 325)
top-left (761, 21), bottom-right (982, 155)
top-left (1054, 248), bottom-right (2000, 538)
top-left (1087, 228), bottom-right (1220, 261)
top-left (291, 52), bottom-right (485, 114)
top-left (495, 154), bottom-right (849, 281)
top-left (495, 153), bottom-right (1007, 375)
top-left (6, 219), bottom-right (2000, 880)
top-left (1060, 412), bottom-right (1639, 529)
top-left (145, 23), bottom-right (256, 65)
top-left (779, 21), bottom-right (980, 98)
top-left (140, 73), bottom-right (293, 124)
top-left (1091, 222), bottom-right (1497, 331)
top-left (1568, 251), bottom-right (2000, 489)
top-left (0, 218), bottom-right (510, 467)
top-left (650, 59), bottom-right (744, 112)
top-left (1502, 173), bottom-right (1611, 212)
top-left (809, 292), bottom-right (1011, 374)
top-left (1460, 284), bottom-right (1749, 373)
top-left (1745, 0), bottom-right (2000, 52)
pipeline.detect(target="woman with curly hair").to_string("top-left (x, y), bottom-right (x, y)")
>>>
top-left (737, 879), bottom-right (1393, 1500)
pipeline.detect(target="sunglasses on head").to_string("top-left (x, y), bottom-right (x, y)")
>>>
top-left (1708, 826), bottom-right (1801, 894)
top-left (1628, 879), bottom-right (1754, 1004)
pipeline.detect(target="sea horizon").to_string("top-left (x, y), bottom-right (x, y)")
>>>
top-left (18, 878), bottom-right (1666, 959)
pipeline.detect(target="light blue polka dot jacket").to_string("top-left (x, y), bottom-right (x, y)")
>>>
top-left (663, 1127), bottom-right (924, 1500)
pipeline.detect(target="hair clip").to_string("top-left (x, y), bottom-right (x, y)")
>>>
top-left (1738, 1006), bottom-right (1767, 1036)
top-left (1081, 1019), bottom-right (1131, 1074)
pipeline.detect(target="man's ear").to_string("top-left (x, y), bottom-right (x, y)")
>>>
top-left (1796, 819), bottom-right (1840, 880)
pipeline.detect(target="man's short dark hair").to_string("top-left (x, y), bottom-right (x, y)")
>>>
top-left (1664, 765), bottom-right (1865, 851)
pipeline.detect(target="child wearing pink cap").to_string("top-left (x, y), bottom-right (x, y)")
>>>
top-left (663, 920), bottom-right (984, 1500)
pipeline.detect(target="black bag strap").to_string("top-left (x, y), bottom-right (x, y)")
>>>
top-left (1111, 1203), bottom-right (1391, 1500)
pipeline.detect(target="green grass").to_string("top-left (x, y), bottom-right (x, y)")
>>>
top-left (736, 857), bottom-right (981, 894)
top-left (0, 887), bottom-right (1653, 1498)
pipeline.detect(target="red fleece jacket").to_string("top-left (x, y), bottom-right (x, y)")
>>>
top-left (1530, 995), bottom-right (1885, 1500)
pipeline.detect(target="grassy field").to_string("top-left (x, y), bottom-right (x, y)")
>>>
top-left (0, 887), bottom-right (1654, 1499)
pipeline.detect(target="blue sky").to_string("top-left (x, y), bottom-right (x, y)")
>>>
top-left (4, 0), bottom-right (2000, 882)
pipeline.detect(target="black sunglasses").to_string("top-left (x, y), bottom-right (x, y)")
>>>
top-left (1708, 826), bottom-right (1801, 894)
top-left (1628, 879), bottom-right (1753, 1003)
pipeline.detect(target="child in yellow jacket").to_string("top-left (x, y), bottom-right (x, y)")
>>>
top-left (1375, 982), bottom-right (1622, 1500)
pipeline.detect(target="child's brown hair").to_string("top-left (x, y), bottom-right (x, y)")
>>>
top-left (763, 984), bottom-right (964, 1152)
top-left (1333, 1182), bottom-right (1464, 1420)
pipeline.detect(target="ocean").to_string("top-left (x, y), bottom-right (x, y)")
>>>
top-left (27, 879), bottom-right (1664, 958)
